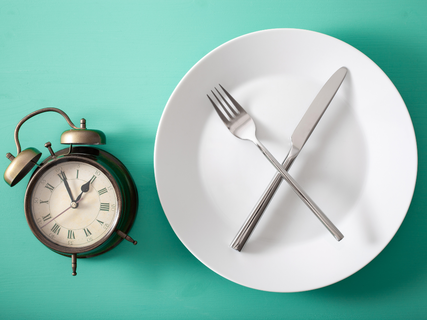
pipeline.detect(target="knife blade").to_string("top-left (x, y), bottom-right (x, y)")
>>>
top-left (230, 67), bottom-right (348, 251)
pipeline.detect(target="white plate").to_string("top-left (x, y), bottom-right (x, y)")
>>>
top-left (154, 29), bottom-right (417, 292)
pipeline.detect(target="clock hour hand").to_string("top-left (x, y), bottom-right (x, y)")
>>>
top-left (75, 177), bottom-right (93, 203)
top-left (59, 170), bottom-right (75, 202)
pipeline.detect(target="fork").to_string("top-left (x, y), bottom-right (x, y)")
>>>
top-left (207, 85), bottom-right (344, 241)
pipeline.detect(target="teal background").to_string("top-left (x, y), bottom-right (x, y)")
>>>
top-left (1, 0), bottom-right (426, 319)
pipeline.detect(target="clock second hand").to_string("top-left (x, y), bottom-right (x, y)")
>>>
top-left (40, 179), bottom-right (92, 229)
top-left (40, 204), bottom-right (75, 229)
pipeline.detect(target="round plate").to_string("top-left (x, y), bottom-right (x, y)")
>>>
top-left (154, 29), bottom-right (417, 292)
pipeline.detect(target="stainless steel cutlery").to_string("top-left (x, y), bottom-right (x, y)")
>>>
top-left (207, 76), bottom-right (345, 246)
top-left (230, 67), bottom-right (348, 251)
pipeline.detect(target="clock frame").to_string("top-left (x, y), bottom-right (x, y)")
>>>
top-left (24, 146), bottom-right (138, 258)
top-left (4, 108), bottom-right (139, 276)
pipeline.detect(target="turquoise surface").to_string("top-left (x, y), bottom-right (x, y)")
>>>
top-left (1, 0), bottom-right (426, 318)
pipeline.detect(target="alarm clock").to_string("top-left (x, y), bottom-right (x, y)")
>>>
top-left (4, 108), bottom-right (138, 276)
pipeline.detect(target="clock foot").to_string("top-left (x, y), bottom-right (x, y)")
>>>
top-left (116, 230), bottom-right (137, 245)
top-left (71, 253), bottom-right (77, 276)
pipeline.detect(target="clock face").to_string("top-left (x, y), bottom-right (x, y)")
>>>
top-left (27, 158), bottom-right (120, 251)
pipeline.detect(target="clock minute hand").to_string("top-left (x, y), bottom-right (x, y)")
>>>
top-left (60, 171), bottom-right (75, 202)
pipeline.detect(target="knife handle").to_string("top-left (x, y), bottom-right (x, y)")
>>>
top-left (230, 144), bottom-right (343, 251)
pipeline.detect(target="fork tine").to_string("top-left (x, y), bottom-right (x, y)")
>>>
top-left (214, 87), bottom-right (239, 116)
top-left (207, 94), bottom-right (230, 125)
top-left (219, 84), bottom-right (245, 114)
top-left (211, 90), bottom-right (234, 119)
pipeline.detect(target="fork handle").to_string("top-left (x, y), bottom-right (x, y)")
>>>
top-left (252, 139), bottom-right (344, 242)
top-left (230, 146), bottom-right (298, 251)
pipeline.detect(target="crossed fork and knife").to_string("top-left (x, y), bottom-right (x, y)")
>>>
top-left (207, 67), bottom-right (348, 251)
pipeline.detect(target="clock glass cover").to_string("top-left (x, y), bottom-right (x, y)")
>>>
top-left (27, 159), bottom-right (120, 250)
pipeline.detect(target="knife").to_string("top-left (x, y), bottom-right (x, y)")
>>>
top-left (230, 67), bottom-right (348, 251)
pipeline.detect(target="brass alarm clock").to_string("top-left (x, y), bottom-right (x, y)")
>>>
top-left (4, 108), bottom-right (138, 276)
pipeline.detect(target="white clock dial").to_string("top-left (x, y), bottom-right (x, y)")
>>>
top-left (29, 160), bottom-right (119, 248)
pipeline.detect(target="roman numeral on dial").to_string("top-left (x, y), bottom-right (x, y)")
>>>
top-left (51, 223), bottom-right (61, 235)
top-left (67, 230), bottom-right (75, 239)
top-left (45, 183), bottom-right (54, 191)
top-left (83, 228), bottom-right (92, 237)
top-left (98, 188), bottom-right (108, 196)
top-left (57, 171), bottom-right (67, 181)
top-left (100, 203), bottom-right (110, 211)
